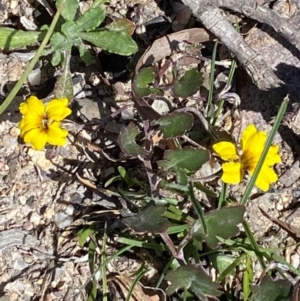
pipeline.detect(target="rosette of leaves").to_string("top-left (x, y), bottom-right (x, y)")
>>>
top-left (0, 0), bottom-right (137, 66)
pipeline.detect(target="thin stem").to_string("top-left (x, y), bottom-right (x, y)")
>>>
top-left (0, 0), bottom-right (66, 114)
top-left (189, 182), bottom-right (207, 235)
top-left (217, 182), bottom-right (227, 209)
top-left (243, 220), bottom-right (266, 269)
top-left (240, 95), bottom-right (289, 205)
top-left (206, 40), bottom-right (218, 120)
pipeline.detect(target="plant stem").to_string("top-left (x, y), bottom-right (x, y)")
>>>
top-left (240, 95), bottom-right (289, 205)
top-left (0, 0), bottom-right (66, 114)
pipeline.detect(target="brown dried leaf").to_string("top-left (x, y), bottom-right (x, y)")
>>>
top-left (108, 274), bottom-right (166, 301)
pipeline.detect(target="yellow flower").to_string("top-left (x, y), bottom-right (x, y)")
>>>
top-left (19, 96), bottom-right (72, 150)
top-left (213, 124), bottom-right (281, 191)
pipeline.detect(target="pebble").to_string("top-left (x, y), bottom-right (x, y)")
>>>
top-left (2, 134), bottom-right (18, 149)
top-left (54, 212), bottom-right (73, 229)
top-left (291, 253), bottom-right (300, 269)
top-left (279, 160), bottom-right (300, 187)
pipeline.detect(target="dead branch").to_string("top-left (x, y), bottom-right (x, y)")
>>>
top-left (219, 0), bottom-right (300, 49)
top-left (181, 0), bottom-right (283, 90)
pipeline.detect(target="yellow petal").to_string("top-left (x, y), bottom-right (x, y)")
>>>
top-left (221, 161), bottom-right (243, 184)
top-left (19, 119), bottom-right (43, 138)
top-left (22, 128), bottom-right (42, 144)
top-left (213, 141), bottom-right (238, 161)
top-left (19, 102), bottom-right (28, 115)
top-left (265, 145), bottom-right (281, 166)
top-left (23, 96), bottom-right (45, 118)
top-left (30, 130), bottom-right (48, 150)
top-left (46, 98), bottom-right (69, 110)
top-left (45, 98), bottom-right (71, 121)
top-left (47, 122), bottom-right (68, 146)
top-left (241, 124), bottom-right (258, 151)
top-left (241, 130), bottom-right (268, 171)
top-left (254, 165), bottom-right (278, 192)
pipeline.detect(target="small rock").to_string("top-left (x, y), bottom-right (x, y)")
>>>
top-left (30, 212), bottom-right (42, 226)
top-left (9, 126), bottom-right (20, 137)
top-left (28, 67), bottom-right (41, 86)
top-left (291, 253), bottom-right (300, 269)
top-left (54, 212), bottom-right (73, 229)
top-left (279, 160), bottom-right (300, 187)
top-left (2, 134), bottom-right (18, 149)
top-left (23, 222), bottom-right (33, 231)
top-left (65, 204), bottom-right (74, 216)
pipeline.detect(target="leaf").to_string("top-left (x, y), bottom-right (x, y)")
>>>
top-left (250, 275), bottom-right (293, 301)
top-left (133, 67), bottom-right (156, 97)
top-left (158, 148), bottom-right (209, 173)
top-left (209, 254), bottom-right (236, 276)
top-left (51, 51), bottom-right (62, 66)
top-left (56, 0), bottom-right (79, 21)
top-left (50, 32), bottom-right (72, 51)
top-left (172, 69), bottom-right (203, 98)
top-left (78, 43), bottom-right (92, 65)
top-left (79, 30), bottom-right (137, 56)
top-left (61, 21), bottom-right (82, 46)
top-left (151, 112), bottom-right (194, 138)
top-left (118, 123), bottom-right (147, 157)
top-left (192, 205), bottom-right (245, 249)
top-left (165, 265), bottom-right (222, 299)
top-left (77, 226), bottom-right (94, 246)
top-left (0, 28), bottom-right (45, 50)
top-left (123, 202), bottom-right (170, 234)
top-left (76, 6), bottom-right (105, 32)
top-left (158, 148), bottom-right (209, 185)
top-left (54, 54), bottom-right (73, 100)
top-left (105, 18), bottom-right (136, 35)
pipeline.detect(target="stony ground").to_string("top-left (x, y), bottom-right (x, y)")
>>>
top-left (1, 0), bottom-right (300, 300)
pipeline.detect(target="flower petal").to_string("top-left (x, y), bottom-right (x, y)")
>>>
top-left (22, 128), bottom-right (41, 144)
top-left (47, 122), bottom-right (68, 146)
top-left (265, 145), bottom-right (281, 166)
top-left (19, 122), bottom-right (43, 139)
top-left (221, 161), bottom-right (243, 184)
top-left (254, 165), bottom-right (278, 192)
top-left (30, 129), bottom-right (48, 150)
top-left (241, 124), bottom-right (258, 151)
top-left (21, 96), bottom-right (45, 118)
top-left (45, 98), bottom-right (71, 121)
top-left (241, 131), bottom-right (267, 171)
top-left (213, 141), bottom-right (238, 161)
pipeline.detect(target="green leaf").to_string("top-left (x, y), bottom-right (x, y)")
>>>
top-left (56, 0), bottom-right (79, 21)
top-left (78, 43), bottom-right (92, 65)
top-left (250, 275), bottom-right (293, 301)
top-left (0, 28), bottom-right (46, 50)
top-left (51, 51), bottom-right (62, 66)
top-left (210, 254), bottom-right (236, 276)
top-left (77, 226), bottom-right (94, 246)
top-left (192, 205), bottom-right (246, 249)
top-left (61, 21), bottom-right (82, 46)
top-left (79, 30), bottom-right (138, 56)
top-left (76, 6), bottom-right (105, 32)
top-left (123, 202), bottom-right (170, 234)
top-left (118, 123), bottom-right (147, 157)
top-left (54, 55), bottom-right (73, 100)
top-left (158, 148), bottom-right (209, 173)
top-left (158, 148), bottom-right (209, 185)
top-left (165, 265), bottom-right (222, 299)
top-left (118, 166), bottom-right (135, 187)
top-left (151, 112), bottom-right (194, 138)
top-left (172, 69), bottom-right (203, 98)
top-left (133, 67), bottom-right (155, 97)
top-left (50, 32), bottom-right (72, 51)
top-left (105, 18), bottom-right (136, 35)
